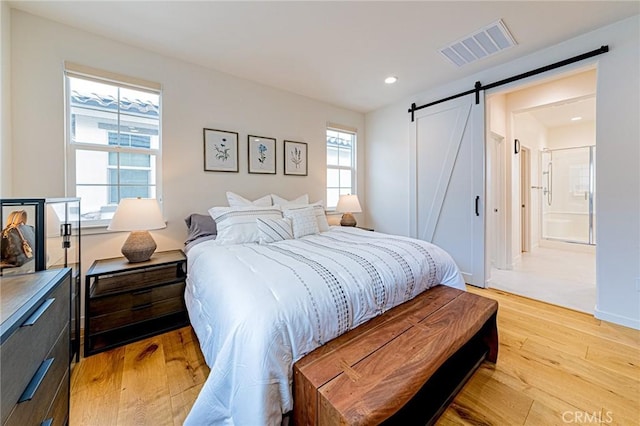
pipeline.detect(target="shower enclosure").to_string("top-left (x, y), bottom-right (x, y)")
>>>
top-left (540, 146), bottom-right (596, 245)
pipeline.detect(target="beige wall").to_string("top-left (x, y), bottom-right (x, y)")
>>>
top-left (8, 9), bottom-right (365, 277)
top-left (513, 112), bottom-right (546, 252)
top-left (548, 121), bottom-right (595, 150)
top-left (1, 1), bottom-right (11, 196)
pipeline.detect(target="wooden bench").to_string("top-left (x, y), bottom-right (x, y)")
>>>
top-left (293, 285), bottom-right (498, 425)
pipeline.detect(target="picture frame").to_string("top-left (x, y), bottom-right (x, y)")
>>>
top-left (248, 135), bottom-right (276, 174)
top-left (284, 140), bottom-right (308, 176)
top-left (203, 128), bottom-right (239, 172)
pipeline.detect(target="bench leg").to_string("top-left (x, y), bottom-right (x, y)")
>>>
top-left (483, 312), bottom-right (499, 363)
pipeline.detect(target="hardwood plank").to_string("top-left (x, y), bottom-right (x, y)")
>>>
top-left (69, 346), bottom-right (125, 426)
top-left (161, 326), bottom-right (209, 397)
top-left (170, 382), bottom-right (205, 426)
top-left (442, 367), bottom-right (533, 426)
top-left (116, 336), bottom-right (173, 425)
top-left (520, 338), bottom-right (639, 403)
top-left (469, 287), bottom-right (640, 348)
top-left (585, 342), bottom-right (640, 381)
top-left (497, 343), bottom-right (639, 425)
top-left (494, 304), bottom-right (590, 357)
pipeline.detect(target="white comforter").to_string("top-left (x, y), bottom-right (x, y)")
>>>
top-left (184, 227), bottom-right (464, 425)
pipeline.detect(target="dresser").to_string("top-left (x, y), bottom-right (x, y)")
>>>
top-left (84, 250), bottom-right (189, 356)
top-left (0, 268), bottom-right (71, 426)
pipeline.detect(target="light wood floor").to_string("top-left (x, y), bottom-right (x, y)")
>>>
top-left (70, 287), bottom-right (640, 425)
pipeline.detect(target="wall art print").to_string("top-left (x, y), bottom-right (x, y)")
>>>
top-left (284, 140), bottom-right (307, 176)
top-left (248, 135), bottom-right (276, 174)
top-left (204, 128), bottom-right (239, 172)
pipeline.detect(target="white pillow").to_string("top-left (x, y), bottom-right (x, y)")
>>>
top-left (283, 201), bottom-right (329, 232)
top-left (257, 217), bottom-right (293, 243)
top-left (271, 194), bottom-right (309, 207)
top-left (209, 206), bottom-right (282, 245)
top-left (226, 191), bottom-right (272, 207)
top-left (283, 207), bottom-right (320, 238)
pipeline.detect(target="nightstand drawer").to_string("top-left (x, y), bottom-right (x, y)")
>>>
top-left (0, 282), bottom-right (69, 423)
top-left (91, 264), bottom-right (185, 297)
top-left (89, 281), bottom-right (186, 317)
top-left (90, 296), bottom-right (186, 333)
top-left (4, 327), bottom-right (69, 426)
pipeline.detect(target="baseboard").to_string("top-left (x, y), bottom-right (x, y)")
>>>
top-left (594, 307), bottom-right (640, 330)
top-left (539, 239), bottom-right (595, 253)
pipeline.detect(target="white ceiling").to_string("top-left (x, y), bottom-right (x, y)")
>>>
top-left (527, 96), bottom-right (596, 129)
top-left (8, 1), bottom-right (639, 113)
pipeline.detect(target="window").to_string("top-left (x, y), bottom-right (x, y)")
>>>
top-left (65, 66), bottom-right (161, 227)
top-left (326, 127), bottom-right (356, 210)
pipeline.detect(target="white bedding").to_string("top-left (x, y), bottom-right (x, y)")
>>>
top-left (184, 227), bottom-right (465, 425)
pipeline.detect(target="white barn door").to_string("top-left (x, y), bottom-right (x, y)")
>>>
top-left (409, 93), bottom-right (486, 287)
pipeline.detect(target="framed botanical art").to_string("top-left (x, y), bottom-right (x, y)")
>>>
top-left (204, 128), bottom-right (239, 172)
top-left (248, 135), bottom-right (276, 174)
top-left (284, 140), bottom-right (307, 176)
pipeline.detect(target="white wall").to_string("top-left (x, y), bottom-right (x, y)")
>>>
top-left (7, 10), bottom-right (365, 278)
top-left (1, 1), bottom-right (11, 196)
top-left (366, 16), bottom-right (640, 329)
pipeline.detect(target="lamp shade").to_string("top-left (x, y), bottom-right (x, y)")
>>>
top-left (108, 198), bottom-right (166, 231)
top-left (336, 194), bottom-right (362, 213)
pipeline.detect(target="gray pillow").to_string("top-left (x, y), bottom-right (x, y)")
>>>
top-left (184, 213), bottom-right (217, 246)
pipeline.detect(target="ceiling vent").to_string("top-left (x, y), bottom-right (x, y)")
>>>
top-left (440, 19), bottom-right (517, 67)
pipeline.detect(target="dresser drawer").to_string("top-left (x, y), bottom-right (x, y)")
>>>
top-left (0, 282), bottom-right (69, 425)
top-left (89, 281), bottom-right (185, 317)
top-left (4, 326), bottom-right (69, 426)
top-left (41, 368), bottom-right (70, 426)
top-left (90, 296), bottom-right (186, 334)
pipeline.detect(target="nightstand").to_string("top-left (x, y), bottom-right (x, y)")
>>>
top-left (84, 249), bottom-right (189, 356)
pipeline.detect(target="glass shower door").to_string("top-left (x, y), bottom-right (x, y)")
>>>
top-left (541, 147), bottom-right (594, 244)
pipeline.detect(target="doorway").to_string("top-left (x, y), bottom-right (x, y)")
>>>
top-left (486, 69), bottom-right (597, 314)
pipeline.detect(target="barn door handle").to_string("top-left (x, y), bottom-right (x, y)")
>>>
top-left (475, 196), bottom-right (480, 216)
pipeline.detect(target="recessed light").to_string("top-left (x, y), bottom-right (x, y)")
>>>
top-left (384, 76), bottom-right (398, 84)
top-left (571, 116), bottom-right (583, 121)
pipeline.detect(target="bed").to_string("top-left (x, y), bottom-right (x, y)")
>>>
top-left (183, 208), bottom-right (466, 426)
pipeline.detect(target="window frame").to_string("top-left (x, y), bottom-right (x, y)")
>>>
top-left (64, 67), bottom-right (162, 230)
top-left (326, 126), bottom-right (357, 211)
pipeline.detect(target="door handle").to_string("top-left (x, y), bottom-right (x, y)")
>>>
top-left (475, 196), bottom-right (480, 216)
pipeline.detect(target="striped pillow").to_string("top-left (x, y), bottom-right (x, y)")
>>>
top-left (208, 206), bottom-right (282, 245)
top-left (257, 217), bottom-right (293, 243)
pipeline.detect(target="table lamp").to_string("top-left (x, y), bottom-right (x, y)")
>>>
top-left (108, 198), bottom-right (166, 263)
top-left (336, 194), bottom-right (362, 227)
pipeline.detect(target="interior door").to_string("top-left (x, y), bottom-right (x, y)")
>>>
top-left (409, 93), bottom-right (486, 287)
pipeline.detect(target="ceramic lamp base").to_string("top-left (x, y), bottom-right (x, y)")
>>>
top-left (121, 230), bottom-right (157, 263)
top-left (340, 213), bottom-right (357, 227)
